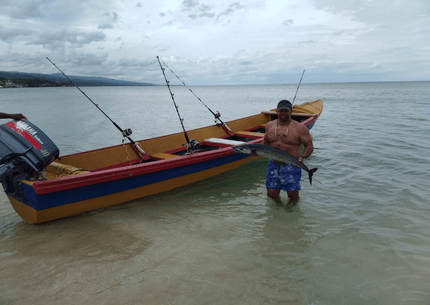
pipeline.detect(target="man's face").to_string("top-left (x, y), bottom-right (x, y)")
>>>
top-left (277, 109), bottom-right (291, 122)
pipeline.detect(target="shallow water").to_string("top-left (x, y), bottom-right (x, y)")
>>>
top-left (1, 82), bottom-right (430, 304)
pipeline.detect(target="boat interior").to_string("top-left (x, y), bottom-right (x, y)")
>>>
top-left (43, 122), bottom-right (267, 180)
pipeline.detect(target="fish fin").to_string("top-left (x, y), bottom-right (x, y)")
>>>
top-left (308, 168), bottom-right (318, 185)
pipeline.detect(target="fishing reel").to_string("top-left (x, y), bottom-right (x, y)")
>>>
top-left (122, 128), bottom-right (132, 137)
top-left (187, 139), bottom-right (200, 152)
top-left (214, 111), bottom-right (222, 126)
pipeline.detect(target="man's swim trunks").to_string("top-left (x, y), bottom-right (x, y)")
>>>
top-left (266, 160), bottom-right (302, 192)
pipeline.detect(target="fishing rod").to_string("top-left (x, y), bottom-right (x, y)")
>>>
top-left (292, 69), bottom-right (305, 106)
top-left (159, 60), bottom-right (233, 136)
top-left (156, 56), bottom-right (199, 152)
top-left (46, 57), bottom-right (150, 161)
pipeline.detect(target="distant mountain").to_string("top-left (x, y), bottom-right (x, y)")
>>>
top-left (0, 71), bottom-right (156, 87)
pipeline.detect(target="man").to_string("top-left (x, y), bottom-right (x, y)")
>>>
top-left (0, 113), bottom-right (27, 120)
top-left (263, 100), bottom-right (314, 202)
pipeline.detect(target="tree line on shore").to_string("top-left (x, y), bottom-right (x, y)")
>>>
top-left (0, 71), bottom-right (156, 87)
top-left (0, 77), bottom-right (71, 88)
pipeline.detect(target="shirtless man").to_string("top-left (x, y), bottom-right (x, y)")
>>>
top-left (263, 100), bottom-right (314, 202)
top-left (0, 113), bottom-right (27, 120)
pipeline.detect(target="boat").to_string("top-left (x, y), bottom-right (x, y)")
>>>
top-left (0, 99), bottom-right (322, 223)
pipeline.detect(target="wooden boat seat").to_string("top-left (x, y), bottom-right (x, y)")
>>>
top-left (235, 131), bottom-right (265, 137)
top-left (204, 138), bottom-right (246, 146)
top-left (44, 162), bottom-right (90, 179)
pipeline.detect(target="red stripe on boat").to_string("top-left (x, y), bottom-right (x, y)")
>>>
top-left (32, 138), bottom-right (264, 195)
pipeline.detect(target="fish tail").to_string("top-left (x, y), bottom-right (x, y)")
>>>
top-left (308, 168), bottom-right (318, 185)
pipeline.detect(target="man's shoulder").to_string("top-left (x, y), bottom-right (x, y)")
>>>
top-left (266, 120), bottom-right (276, 128)
top-left (292, 120), bottom-right (308, 129)
top-left (291, 121), bottom-right (310, 136)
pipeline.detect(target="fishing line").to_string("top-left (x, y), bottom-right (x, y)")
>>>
top-left (159, 60), bottom-right (233, 134)
top-left (46, 57), bottom-right (149, 161)
top-left (157, 56), bottom-right (200, 151)
top-left (292, 70), bottom-right (305, 106)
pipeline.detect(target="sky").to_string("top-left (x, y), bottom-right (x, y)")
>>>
top-left (0, 0), bottom-right (429, 85)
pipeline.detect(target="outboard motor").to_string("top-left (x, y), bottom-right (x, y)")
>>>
top-left (0, 120), bottom-right (59, 202)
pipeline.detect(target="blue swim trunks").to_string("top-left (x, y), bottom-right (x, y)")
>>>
top-left (266, 160), bottom-right (302, 192)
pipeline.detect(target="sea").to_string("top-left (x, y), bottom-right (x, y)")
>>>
top-left (1, 81), bottom-right (429, 304)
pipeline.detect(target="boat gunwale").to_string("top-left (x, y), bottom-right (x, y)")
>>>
top-left (32, 138), bottom-right (263, 195)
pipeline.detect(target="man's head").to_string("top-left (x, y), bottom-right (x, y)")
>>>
top-left (277, 100), bottom-right (292, 112)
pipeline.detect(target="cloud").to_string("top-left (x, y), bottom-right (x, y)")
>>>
top-left (71, 52), bottom-right (109, 67)
top-left (112, 12), bottom-right (119, 22)
top-left (0, 26), bottom-right (34, 43)
top-left (7, 0), bottom-right (47, 19)
top-left (182, 0), bottom-right (215, 19)
top-left (98, 24), bottom-right (113, 29)
top-left (180, 1), bottom-right (246, 21)
top-left (216, 2), bottom-right (246, 22)
top-left (299, 40), bottom-right (316, 44)
top-left (27, 29), bottom-right (107, 51)
top-left (182, 0), bottom-right (200, 11)
top-left (97, 11), bottom-right (119, 29)
top-left (283, 19), bottom-right (293, 26)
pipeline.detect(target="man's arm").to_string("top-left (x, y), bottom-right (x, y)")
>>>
top-left (263, 133), bottom-right (269, 146)
top-left (298, 127), bottom-right (314, 162)
top-left (0, 113), bottom-right (27, 120)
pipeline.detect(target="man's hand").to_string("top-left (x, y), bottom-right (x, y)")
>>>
top-left (10, 114), bottom-right (27, 120)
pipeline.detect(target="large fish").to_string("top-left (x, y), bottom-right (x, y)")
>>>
top-left (232, 143), bottom-right (318, 185)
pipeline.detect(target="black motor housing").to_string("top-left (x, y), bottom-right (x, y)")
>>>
top-left (0, 120), bottom-right (59, 201)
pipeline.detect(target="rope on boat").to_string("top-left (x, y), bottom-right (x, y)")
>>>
top-left (52, 163), bottom-right (89, 178)
top-left (122, 137), bottom-right (132, 166)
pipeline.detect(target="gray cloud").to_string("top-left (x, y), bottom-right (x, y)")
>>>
top-left (182, 1), bottom-right (216, 19)
top-left (112, 12), bottom-right (119, 23)
top-left (216, 2), bottom-right (246, 21)
top-left (181, 1), bottom-right (247, 22)
top-left (98, 24), bottom-right (114, 29)
top-left (98, 11), bottom-right (119, 29)
top-left (71, 52), bottom-right (109, 67)
top-left (283, 19), bottom-right (293, 26)
top-left (27, 30), bottom-right (107, 51)
top-left (299, 40), bottom-right (316, 44)
top-left (7, 1), bottom-right (47, 19)
top-left (182, 0), bottom-right (200, 11)
top-left (0, 26), bottom-right (34, 43)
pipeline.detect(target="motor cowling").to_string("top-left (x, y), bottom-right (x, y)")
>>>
top-left (0, 120), bottom-right (59, 202)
